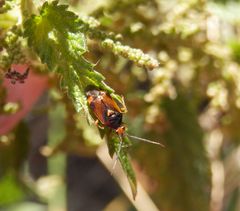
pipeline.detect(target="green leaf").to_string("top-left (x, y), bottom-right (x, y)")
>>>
top-left (61, 66), bottom-right (94, 123)
top-left (23, 1), bottom-right (135, 196)
top-left (24, 1), bottom-right (86, 69)
top-left (107, 133), bottom-right (137, 199)
top-left (24, 1), bottom-right (118, 122)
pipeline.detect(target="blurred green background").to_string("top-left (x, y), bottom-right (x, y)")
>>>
top-left (2, 0), bottom-right (240, 210)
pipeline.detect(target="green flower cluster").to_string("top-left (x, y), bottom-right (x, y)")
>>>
top-left (102, 38), bottom-right (159, 70)
top-left (0, 28), bottom-right (26, 69)
top-left (78, 16), bottom-right (122, 41)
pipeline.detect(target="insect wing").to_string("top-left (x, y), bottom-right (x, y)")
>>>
top-left (101, 93), bottom-right (122, 113)
top-left (88, 96), bottom-right (108, 125)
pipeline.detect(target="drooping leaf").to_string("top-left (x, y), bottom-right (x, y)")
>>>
top-left (24, 1), bottom-right (137, 199)
top-left (24, 1), bottom-right (117, 122)
top-left (107, 133), bottom-right (137, 199)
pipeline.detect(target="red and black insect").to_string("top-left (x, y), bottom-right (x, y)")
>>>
top-left (86, 89), bottom-right (126, 134)
top-left (86, 89), bottom-right (164, 147)
top-left (5, 67), bottom-right (29, 84)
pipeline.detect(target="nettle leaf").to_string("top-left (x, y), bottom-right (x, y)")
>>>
top-left (62, 66), bottom-right (93, 123)
top-left (23, 1), bottom-right (115, 121)
top-left (107, 132), bottom-right (137, 199)
top-left (24, 0), bottom-right (137, 198)
top-left (24, 1), bottom-right (86, 69)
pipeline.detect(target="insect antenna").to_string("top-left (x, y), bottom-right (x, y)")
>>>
top-left (126, 134), bottom-right (165, 148)
top-left (111, 134), bottom-right (124, 175)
